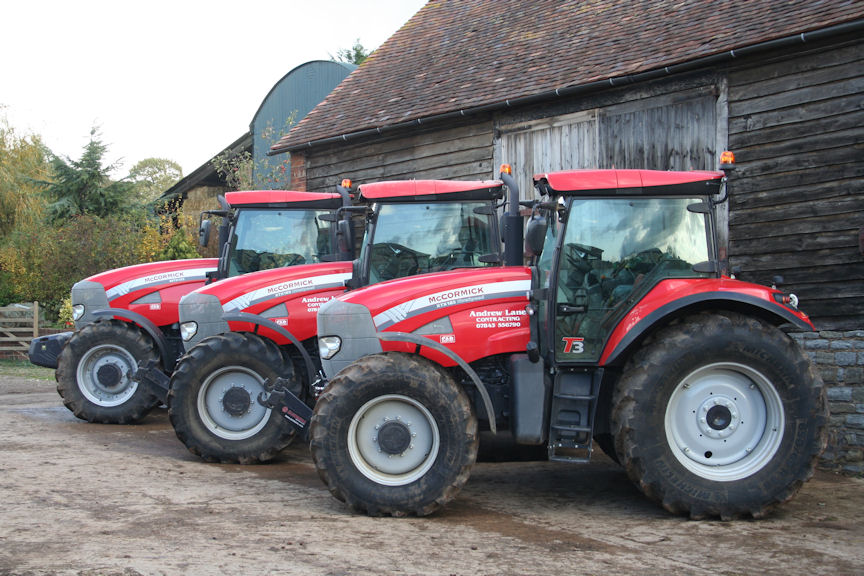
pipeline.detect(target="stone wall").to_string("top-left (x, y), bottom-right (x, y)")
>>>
top-left (791, 330), bottom-right (864, 475)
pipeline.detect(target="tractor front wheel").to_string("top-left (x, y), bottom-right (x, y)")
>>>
top-left (168, 332), bottom-right (298, 464)
top-left (311, 352), bottom-right (478, 516)
top-left (56, 320), bottom-right (160, 424)
top-left (612, 311), bottom-right (827, 519)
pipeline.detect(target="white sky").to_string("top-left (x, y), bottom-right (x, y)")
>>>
top-left (1, 0), bottom-right (427, 177)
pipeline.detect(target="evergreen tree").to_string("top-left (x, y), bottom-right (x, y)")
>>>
top-left (43, 129), bottom-right (136, 223)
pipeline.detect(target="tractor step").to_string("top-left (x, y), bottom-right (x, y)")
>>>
top-left (548, 369), bottom-right (602, 463)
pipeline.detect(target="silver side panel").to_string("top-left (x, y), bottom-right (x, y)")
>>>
top-left (179, 292), bottom-right (228, 351)
top-left (317, 298), bottom-right (382, 377)
top-left (71, 280), bottom-right (109, 328)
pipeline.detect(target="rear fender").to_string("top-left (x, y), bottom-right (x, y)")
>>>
top-left (601, 292), bottom-right (814, 366)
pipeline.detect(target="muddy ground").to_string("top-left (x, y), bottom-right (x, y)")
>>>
top-left (1, 373), bottom-right (863, 576)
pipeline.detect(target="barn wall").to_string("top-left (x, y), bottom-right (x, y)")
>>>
top-left (299, 118), bottom-right (496, 192)
top-left (727, 36), bottom-right (864, 331)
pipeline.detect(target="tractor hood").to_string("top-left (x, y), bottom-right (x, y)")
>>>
top-left (71, 258), bottom-right (218, 327)
top-left (318, 267), bottom-right (533, 374)
top-left (179, 261), bottom-right (352, 349)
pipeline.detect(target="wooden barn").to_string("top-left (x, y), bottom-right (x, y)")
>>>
top-left (271, 0), bottom-right (864, 471)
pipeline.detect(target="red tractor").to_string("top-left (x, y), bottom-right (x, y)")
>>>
top-left (307, 163), bottom-right (827, 519)
top-left (29, 187), bottom-right (354, 424)
top-left (166, 173), bottom-right (511, 464)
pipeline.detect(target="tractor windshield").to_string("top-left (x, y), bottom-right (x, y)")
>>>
top-left (227, 209), bottom-right (334, 276)
top-left (547, 196), bottom-right (713, 362)
top-left (364, 201), bottom-right (495, 283)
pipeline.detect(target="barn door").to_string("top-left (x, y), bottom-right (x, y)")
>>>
top-left (494, 87), bottom-right (722, 201)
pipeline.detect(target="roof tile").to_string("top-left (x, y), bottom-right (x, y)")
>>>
top-left (274, 0), bottom-right (864, 152)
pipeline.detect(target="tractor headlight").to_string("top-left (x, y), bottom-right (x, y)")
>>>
top-left (318, 336), bottom-right (342, 360)
top-left (71, 304), bottom-right (85, 321)
top-left (180, 321), bottom-right (199, 342)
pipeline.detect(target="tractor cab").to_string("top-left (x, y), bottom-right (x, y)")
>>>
top-left (530, 169), bottom-right (724, 363)
top-left (202, 187), bottom-right (354, 281)
top-left (348, 178), bottom-right (504, 288)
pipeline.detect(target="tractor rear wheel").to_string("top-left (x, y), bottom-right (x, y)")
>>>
top-left (612, 311), bottom-right (827, 519)
top-left (311, 352), bottom-right (478, 516)
top-left (168, 332), bottom-right (298, 464)
top-left (56, 320), bottom-right (160, 424)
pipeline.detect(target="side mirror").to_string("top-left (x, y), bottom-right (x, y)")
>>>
top-left (198, 219), bottom-right (212, 247)
top-left (524, 213), bottom-right (547, 258)
top-left (337, 219), bottom-right (354, 260)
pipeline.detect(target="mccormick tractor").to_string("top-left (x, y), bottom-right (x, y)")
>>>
top-left (307, 163), bottom-right (827, 519)
top-left (29, 187), bottom-right (354, 424)
top-left (165, 172), bottom-right (512, 465)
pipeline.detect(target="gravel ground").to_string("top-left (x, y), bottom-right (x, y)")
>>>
top-left (1, 373), bottom-right (862, 576)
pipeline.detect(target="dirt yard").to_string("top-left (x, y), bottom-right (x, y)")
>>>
top-left (1, 371), bottom-right (863, 576)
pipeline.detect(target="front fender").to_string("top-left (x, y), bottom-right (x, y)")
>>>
top-left (91, 309), bottom-right (174, 371)
top-left (221, 312), bottom-right (317, 386)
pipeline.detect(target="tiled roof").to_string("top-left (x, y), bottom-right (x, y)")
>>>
top-left (273, 0), bottom-right (864, 153)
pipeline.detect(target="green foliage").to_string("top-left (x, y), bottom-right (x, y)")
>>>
top-left (0, 121), bottom-right (199, 319)
top-left (254, 115), bottom-right (296, 189)
top-left (128, 157), bottom-right (183, 204)
top-left (43, 128), bottom-right (137, 224)
top-left (212, 150), bottom-right (253, 191)
top-left (0, 214), bottom-right (143, 315)
top-left (0, 113), bottom-right (50, 239)
top-left (332, 39), bottom-right (371, 65)
top-left (57, 297), bottom-right (74, 328)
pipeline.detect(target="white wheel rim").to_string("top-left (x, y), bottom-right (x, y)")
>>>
top-left (196, 366), bottom-right (271, 440)
top-left (77, 344), bottom-right (139, 407)
top-left (347, 394), bottom-right (440, 487)
top-left (665, 362), bottom-right (784, 482)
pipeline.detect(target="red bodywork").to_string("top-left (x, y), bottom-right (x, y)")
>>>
top-left (193, 261), bottom-right (353, 344)
top-left (224, 190), bottom-right (343, 206)
top-left (535, 169), bottom-right (724, 191)
top-left (338, 267), bottom-right (533, 367)
top-left (336, 268), bottom-right (813, 368)
top-left (359, 180), bottom-right (502, 200)
top-left (89, 258), bottom-right (218, 327)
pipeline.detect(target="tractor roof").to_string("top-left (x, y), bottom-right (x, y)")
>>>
top-left (359, 180), bottom-right (504, 203)
top-left (225, 190), bottom-right (345, 209)
top-left (533, 169), bottom-right (724, 196)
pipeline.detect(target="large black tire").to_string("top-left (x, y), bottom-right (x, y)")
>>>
top-left (56, 320), bottom-right (160, 424)
top-left (612, 311), bottom-right (827, 519)
top-left (168, 332), bottom-right (298, 464)
top-left (310, 352), bottom-right (478, 516)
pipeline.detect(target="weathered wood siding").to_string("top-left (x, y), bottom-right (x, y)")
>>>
top-left (301, 120), bottom-right (495, 191)
top-left (727, 38), bottom-right (864, 330)
top-left (494, 83), bottom-right (723, 200)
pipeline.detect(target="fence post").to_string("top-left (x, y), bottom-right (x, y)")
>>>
top-left (33, 301), bottom-right (39, 338)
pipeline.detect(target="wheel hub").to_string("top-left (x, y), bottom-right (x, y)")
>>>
top-left (96, 363), bottom-right (123, 388)
top-left (697, 396), bottom-right (738, 439)
top-left (348, 395), bottom-right (440, 486)
top-left (222, 386), bottom-right (252, 417)
top-left (376, 420), bottom-right (412, 455)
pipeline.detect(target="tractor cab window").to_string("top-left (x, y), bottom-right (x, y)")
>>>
top-left (365, 201), bottom-right (494, 284)
top-left (227, 209), bottom-right (334, 276)
top-left (554, 197), bottom-right (711, 362)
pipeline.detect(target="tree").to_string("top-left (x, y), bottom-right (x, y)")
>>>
top-left (0, 112), bottom-right (50, 238)
top-left (42, 128), bottom-right (137, 224)
top-left (332, 39), bottom-right (371, 65)
top-left (128, 158), bottom-right (183, 204)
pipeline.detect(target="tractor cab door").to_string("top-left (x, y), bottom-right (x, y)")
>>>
top-left (543, 196), bottom-right (714, 364)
